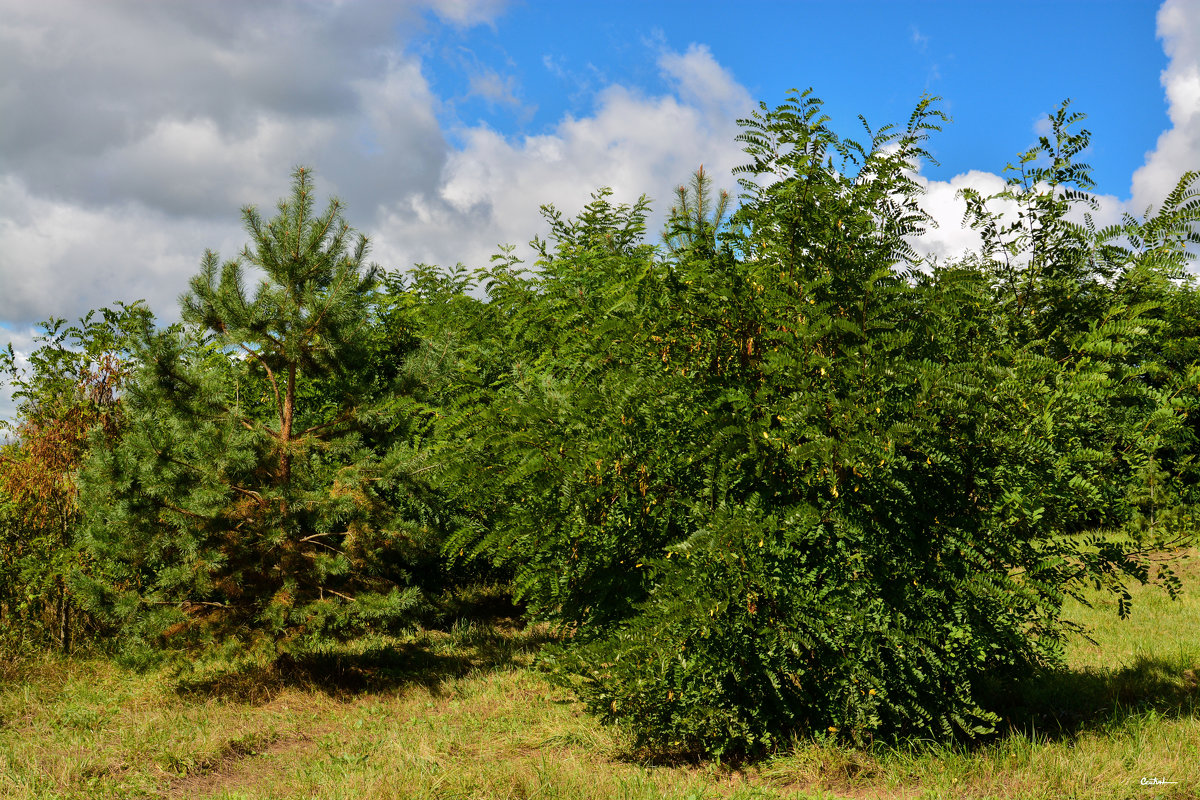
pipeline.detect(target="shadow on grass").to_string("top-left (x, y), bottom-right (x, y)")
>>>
top-left (982, 654), bottom-right (1200, 741)
top-left (173, 586), bottom-right (558, 704)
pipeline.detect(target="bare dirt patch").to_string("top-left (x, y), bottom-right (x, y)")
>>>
top-left (164, 730), bottom-right (322, 799)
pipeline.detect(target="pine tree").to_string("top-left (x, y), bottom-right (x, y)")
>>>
top-left (78, 168), bottom-right (421, 675)
top-left (663, 165), bottom-right (731, 256)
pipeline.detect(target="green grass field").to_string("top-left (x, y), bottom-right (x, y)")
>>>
top-left (2, 553), bottom-right (1198, 800)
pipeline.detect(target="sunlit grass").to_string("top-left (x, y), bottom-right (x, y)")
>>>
top-left (1, 554), bottom-right (1198, 799)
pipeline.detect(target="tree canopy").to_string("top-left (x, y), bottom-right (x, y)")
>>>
top-left (3, 91), bottom-right (1199, 757)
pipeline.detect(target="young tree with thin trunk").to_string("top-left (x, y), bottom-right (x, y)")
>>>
top-left (78, 168), bottom-right (422, 674)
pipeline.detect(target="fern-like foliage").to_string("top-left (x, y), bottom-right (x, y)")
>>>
top-left (447, 92), bottom-right (1199, 757)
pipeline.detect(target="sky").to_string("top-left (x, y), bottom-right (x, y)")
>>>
top-left (1, 0), bottom-right (1198, 421)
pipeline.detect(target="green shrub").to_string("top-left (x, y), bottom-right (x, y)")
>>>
top-left (457, 92), bottom-right (1199, 756)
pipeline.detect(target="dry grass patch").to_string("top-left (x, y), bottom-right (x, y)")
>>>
top-left (2, 553), bottom-right (1199, 799)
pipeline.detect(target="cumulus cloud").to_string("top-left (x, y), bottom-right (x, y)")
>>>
top-left (1132, 0), bottom-right (1200, 214)
top-left (0, 1), bottom-right (441, 213)
top-left (910, 169), bottom-right (1129, 268)
top-left (909, 169), bottom-right (1006, 264)
top-left (0, 0), bottom-right (758, 335)
top-left (0, 176), bottom-right (244, 319)
top-left (0, 0), bottom-right (496, 326)
top-left (371, 42), bottom-right (753, 272)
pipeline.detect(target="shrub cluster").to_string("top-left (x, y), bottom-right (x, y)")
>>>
top-left (2, 91), bottom-right (1198, 757)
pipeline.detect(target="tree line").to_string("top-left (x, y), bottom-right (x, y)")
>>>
top-left (3, 91), bottom-right (1199, 756)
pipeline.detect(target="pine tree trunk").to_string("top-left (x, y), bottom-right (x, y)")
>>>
top-left (280, 364), bottom-right (296, 487)
top-left (278, 364), bottom-right (297, 590)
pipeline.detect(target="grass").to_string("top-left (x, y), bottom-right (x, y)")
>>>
top-left (2, 558), bottom-right (1199, 800)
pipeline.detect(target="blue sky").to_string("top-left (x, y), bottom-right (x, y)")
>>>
top-left (1, 0), bottom-right (1197, 421)
top-left (422, 1), bottom-right (1168, 193)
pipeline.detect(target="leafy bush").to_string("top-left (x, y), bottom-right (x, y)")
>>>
top-left (454, 92), bottom-right (1199, 756)
top-left (0, 304), bottom-right (148, 653)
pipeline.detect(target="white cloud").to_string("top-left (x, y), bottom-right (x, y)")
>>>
top-left (910, 169), bottom-right (1007, 264)
top-left (911, 25), bottom-right (929, 52)
top-left (468, 66), bottom-right (523, 108)
top-left (915, 0), bottom-right (1200, 269)
top-left (0, 175), bottom-right (245, 321)
top-left (0, 0), bottom-right (491, 329)
top-left (1132, 0), bottom-right (1200, 214)
top-left (371, 44), bottom-right (753, 272)
top-left (658, 44), bottom-right (750, 120)
top-left (909, 168), bottom-right (1131, 269)
top-left (0, 1), bottom-right (759, 332)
